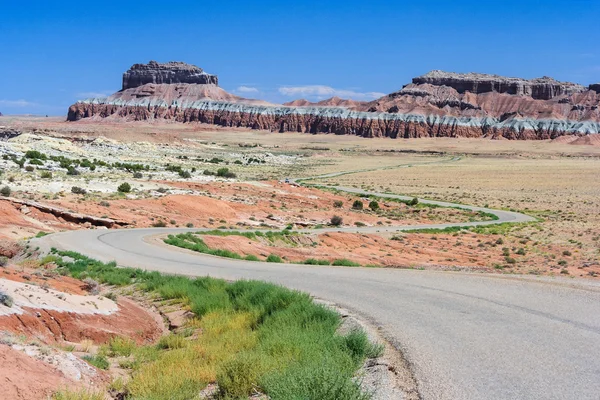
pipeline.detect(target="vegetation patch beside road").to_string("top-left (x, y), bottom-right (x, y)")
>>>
top-left (50, 249), bottom-right (381, 399)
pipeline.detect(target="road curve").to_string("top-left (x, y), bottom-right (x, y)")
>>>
top-left (33, 182), bottom-right (597, 400)
top-left (38, 228), bottom-right (600, 400)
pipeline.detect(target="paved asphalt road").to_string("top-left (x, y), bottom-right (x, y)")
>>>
top-left (35, 188), bottom-right (600, 400)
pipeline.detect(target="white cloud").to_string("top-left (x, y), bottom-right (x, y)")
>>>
top-left (76, 90), bottom-right (113, 99)
top-left (235, 86), bottom-right (259, 93)
top-left (278, 85), bottom-right (385, 101)
top-left (0, 99), bottom-right (38, 107)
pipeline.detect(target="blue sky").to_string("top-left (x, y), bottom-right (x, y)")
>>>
top-left (1, 0), bottom-right (599, 115)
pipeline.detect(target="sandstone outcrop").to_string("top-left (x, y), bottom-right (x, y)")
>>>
top-left (122, 61), bottom-right (218, 90)
top-left (412, 70), bottom-right (586, 100)
top-left (590, 84), bottom-right (600, 93)
top-left (67, 65), bottom-right (600, 139)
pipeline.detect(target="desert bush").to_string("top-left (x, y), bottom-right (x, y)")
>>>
top-left (66, 166), bottom-right (79, 176)
top-left (368, 200), bottom-right (379, 211)
top-left (82, 354), bottom-right (109, 370)
top-left (82, 278), bottom-right (100, 295)
top-left (52, 388), bottom-right (105, 400)
top-left (332, 259), bottom-right (361, 267)
top-left (25, 150), bottom-right (46, 160)
top-left (117, 182), bottom-right (131, 193)
top-left (71, 186), bottom-right (86, 195)
top-left (40, 171), bottom-right (52, 179)
top-left (28, 158), bottom-right (44, 165)
top-left (330, 215), bottom-right (343, 226)
top-left (186, 222), bottom-right (194, 228)
top-left (352, 200), bottom-right (363, 210)
top-left (99, 201), bottom-right (110, 207)
top-left (152, 220), bottom-right (167, 228)
top-left (0, 290), bottom-right (13, 307)
top-left (106, 336), bottom-right (136, 357)
top-left (408, 197), bottom-right (419, 206)
top-left (562, 250), bottom-right (572, 256)
top-left (266, 254), bottom-right (282, 263)
top-left (216, 167), bottom-right (236, 178)
top-left (0, 256), bottom-right (8, 267)
top-left (133, 172), bottom-right (143, 179)
top-left (304, 258), bottom-right (330, 265)
top-left (178, 170), bottom-right (191, 179)
top-left (333, 200), bottom-right (343, 208)
top-left (25, 165), bottom-right (35, 172)
top-left (0, 186), bottom-right (10, 197)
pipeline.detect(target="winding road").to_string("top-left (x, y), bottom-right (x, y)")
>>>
top-left (34, 174), bottom-right (600, 400)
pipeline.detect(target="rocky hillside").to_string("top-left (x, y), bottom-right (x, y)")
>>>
top-left (67, 63), bottom-right (600, 139)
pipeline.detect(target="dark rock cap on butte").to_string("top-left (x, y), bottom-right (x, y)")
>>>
top-left (413, 70), bottom-right (586, 100)
top-left (590, 84), bottom-right (600, 93)
top-left (121, 61), bottom-right (218, 90)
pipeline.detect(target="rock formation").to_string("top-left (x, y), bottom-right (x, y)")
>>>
top-left (67, 64), bottom-right (600, 139)
top-left (590, 84), bottom-right (600, 93)
top-left (412, 70), bottom-right (586, 100)
top-left (122, 61), bottom-right (218, 90)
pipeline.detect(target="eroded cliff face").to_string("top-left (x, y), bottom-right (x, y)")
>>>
top-left (67, 66), bottom-right (600, 139)
top-left (122, 61), bottom-right (218, 90)
top-left (411, 70), bottom-right (586, 100)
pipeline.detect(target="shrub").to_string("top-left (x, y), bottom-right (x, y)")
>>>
top-left (25, 150), bottom-right (47, 160)
top-left (82, 278), bottom-right (100, 295)
top-left (332, 259), bottom-right (360, 267)
top-left (330, 215), bottom-right (343, 226)
top-left (82, 354), bottom-right (109, 370)
top-left (0, 290), bottom-right (14, 307)
top-left (106, 336), bottom-right (136, 357)
top-left (40, 171), bottom-right (52, 179)
top-left (133, 172), bottom-right (143, 179)
top-left (152, 220), bottom-right (167, 228)
top-left (244, 254), bottom-right (260, 261)
top-left (266, 254), bottom-right (282, 263)
top-left (368, 200), bottom-right (379, 211)
top-left (505, 256), bottom-right (516, 264)
top-left (408, 197), bottom-right (419, 206)
top-left (71, 186), bottom-right (86, 195)
top-left (304, 258), bottom-right (330, 265)
top-left (66, 166), bottom-right (79, 176)
top-left (28, 159), bottom-right (44, 165)
top-left (352, 200), bottom-right (363, 210)
top-left (562, 250), bottom-right (572, 256)
top-left (0, 186), bottom-right (11, 197)
top-left (0, 256), bottom-right (8, 267)
top-left (495, 237), bottom-right (504, 245)
top-left (217, 167), bottom-right (236, 178)
top-left (25, 165), bottom-right (35, 172)
top-left (186, 222), bottom-right (194, 228)
top-left (99, 201), bottom-right (110, 207)
top-left (333, 200), bottom-right (343, 208)
top-left (117, 182), bottom-right (131, 193)
top-left (516, 248), bottom-right (526, 255)
top-left (203, 169), bottom-right (215, 176)
top-left (178, 170), bottom-right (191, 179)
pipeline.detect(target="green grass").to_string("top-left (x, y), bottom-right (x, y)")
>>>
top-left (50, 249), bottom-right (377, 399)
top-left (52, 389), bottom-right (105, 400)
top-left (332, 259), bottom-right (361, 267)
top-left (82, 354), bottom-right (109, 370)
top-left (266, 254), bottom-right (282, 263)
top-left (304, 258), bottom-right (331, 265)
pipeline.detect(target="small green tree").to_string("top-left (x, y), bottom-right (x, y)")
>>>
top-left (117, 182), bottom-right (131, 193)
top-left (333, 200), bottom-right (343, 208)
top-left (408, 197), bottom-right (419, 206)
top-left (0, 186), bottom-right (11, 197)
top-left (369, 200), bottom-right (379, 211)
top-left (330, 215), bottom-right (343, 226)
top-left (352, 200), bottom-right (363, 210)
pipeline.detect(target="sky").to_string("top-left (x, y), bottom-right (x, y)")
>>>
top-left (1, 0), bottom-right (599, 116)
